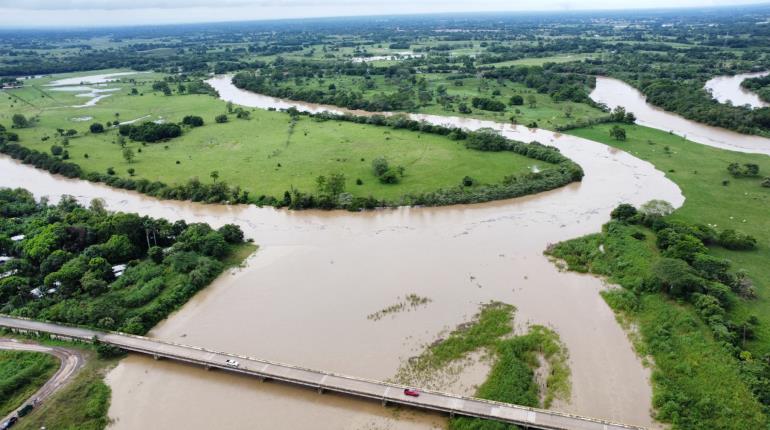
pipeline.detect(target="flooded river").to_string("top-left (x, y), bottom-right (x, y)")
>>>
top-left (591, 75), bottom-right (770, 155)
top-left (1, 75), bottom-right (686, 429)
top-left (705, 71), bottom-right (769, 109)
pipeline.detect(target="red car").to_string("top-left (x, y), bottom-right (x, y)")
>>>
top-left (403, 388), bottom-right (420, 397)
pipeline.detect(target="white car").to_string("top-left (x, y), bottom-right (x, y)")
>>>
top-left (225, 359), bottom-right (240, 368)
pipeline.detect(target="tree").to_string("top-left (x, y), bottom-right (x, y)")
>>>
top-left (372, 157), bottom-right (390, 177)
top-left (564, 105), bottom-right (573, 118)
top-left (610, 203), bottom-right (637, 221)
top-left (610, 125), bottom-right (627, 141)
top-left (12, 114), bottom-right (28, 128)
top-left (182, 115), bottom-right (204, 127)
top-left (210, 171), bottom-right (219, 182)
top-left (127, 168), bottom-right (135, 176)
top-left (90, 123), bottom-right (105, 133)
top-left (639, 200), bottom-right (674, 217)
top-left (50, 145), bottom-right (63, 156)
top-left (122, 147), bottom-right (135, 164)
top-left (218, 224), bottom-right (244, 244)
top-left (526, 95), bottom-right (537, 108)
top-left (510, 95), bottom-right (524, 106)
top-left (215, 114), bottom-right (228, 123)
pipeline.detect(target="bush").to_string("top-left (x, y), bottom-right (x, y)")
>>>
top-left (181, 115), bottom-right (204, 127)
top-left (718, 229), bottom-right (757, 250)
top-left (215, 114), bottom-right (228, 123)
top-left (50, 145), bottom-right (63, 156)
top-left (610, 203), bottom-right (637, 221)
top-left (89, 123), bottom-right (104, 134)
top-left (510, 95), bottom-right (524, 106)
top-left (649, 257), bottom-right (706, 297)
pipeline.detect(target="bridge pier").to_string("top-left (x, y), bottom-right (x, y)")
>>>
top-left (382, 399), bottom-right (388, 407)
top-left (317, 386), bottom-right (325, 394)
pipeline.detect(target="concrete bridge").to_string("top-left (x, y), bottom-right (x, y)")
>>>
top-left (0, 315), bottom-right (646, 430)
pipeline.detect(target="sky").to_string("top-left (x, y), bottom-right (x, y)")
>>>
top-left (0, 0), bottom-right (768, 28)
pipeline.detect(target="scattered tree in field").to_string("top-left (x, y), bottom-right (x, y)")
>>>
top-left (610, 106), bottom-right (637, 124)
top-left (50, 145), bottom-right (63, 156)
top-left (127, 168), bottom-right (135, 176)
top-left (727, 162), bottom-right (760, 178)
top-left (462, 176), bottom-right (475, 187)
top-left (90, 123), bottom-right (105, 133)
top-left (65, 129), bottom-right (77, 137)
top-left (215, 114), bottom-right (228, 123)
top-left (527, 95), bottom-right (537, 108)
top-left (182, 115), bottom-right (204, 127)
top-left (458, 103), bottom-right (472, 114)
top-left (122, 147), bottom-right (135, 164)
top-left (610, 125), bottom-right (627, 141)
top-left (12, 114), bottom-right (29, 128)
top-left (210, 171), bottom-right (219, 182)
top-left (510, 95), bottom-right (524, 106)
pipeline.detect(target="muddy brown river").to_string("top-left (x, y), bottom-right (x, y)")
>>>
top-left (591, 75), bottom-right (770, 156)
top-left (0, 75), bottom-right (691, 429)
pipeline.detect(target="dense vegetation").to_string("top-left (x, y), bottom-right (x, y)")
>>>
top-left (0, 187), bottom-right (251, 335)
top-left (0, 350), bottom-right (58, 417)
top-left (742, 74), bottom-right (770, 103)
top-left (548, 207), bottom-right (768, 428)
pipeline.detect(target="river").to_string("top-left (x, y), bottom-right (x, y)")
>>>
top-left (0, 75), bottom-right (687, 429)
top-left (705, 71), bottom-right (769, 109)
top-left (591, 75), bottom-right (770, 156)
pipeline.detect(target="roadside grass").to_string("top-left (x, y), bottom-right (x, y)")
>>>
top-left (0, 351), bottom-right (59, 417)
top-left (2, 73), bottom-right (541, 202)
top-left (16, 350), bottom-right (117, 430)
top-left (568, 123), bottom-right (770, 355)
top-left (547, 222), bottom-right (767, 428)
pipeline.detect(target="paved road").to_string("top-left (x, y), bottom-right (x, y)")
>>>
top-left (0, 338), bottom-right (85, 424)
top-left (0, 315), bottom-right (647, 430)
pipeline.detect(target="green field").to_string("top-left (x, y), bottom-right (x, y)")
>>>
top-left (262, 72), bottom-right (607, 130)
top-left (2, 71), bottom-right (545, 203)
top-left (569, 124), bottom-right (770, 353)
top-left (485, 53), bottom-right (598, 67)
top-left (0, 350), bottom-right (59, 418)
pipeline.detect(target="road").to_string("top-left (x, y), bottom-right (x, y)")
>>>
top-left (0, 338), bottom-right (86, 424)
top-left (0, 315), bottom-right (647, 430)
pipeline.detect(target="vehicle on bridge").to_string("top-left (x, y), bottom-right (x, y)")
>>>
top-left (225, 359), bottom-right (240, 368)
top-left (403, 388), bottom-right (420, 397)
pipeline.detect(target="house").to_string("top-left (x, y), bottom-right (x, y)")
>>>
top-left (10, 234), bottom-right (25, 242)
top-left (112, 264), bottom-right (127, 277)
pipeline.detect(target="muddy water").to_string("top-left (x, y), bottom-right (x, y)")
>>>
top-left (1, 76), bottom-right (683, 429)
top-left (591, 76), bottom-right (770, 155)
top-left (705, 71), bottom-right (769, 109)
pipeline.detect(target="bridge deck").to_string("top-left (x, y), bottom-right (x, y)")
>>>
top-left (0, 315), bottom-right (645, 430)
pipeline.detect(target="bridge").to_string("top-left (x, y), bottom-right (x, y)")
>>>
top-left (0, 315), bottom-right (645, 430)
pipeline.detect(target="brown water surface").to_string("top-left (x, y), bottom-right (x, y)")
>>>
top-left (0, 75), bottom-right (685, 429)
top-left (591, 76), bottom-right (770, 155)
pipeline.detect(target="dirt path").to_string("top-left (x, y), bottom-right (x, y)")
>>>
top-left (0, 338), bottom-right (86, 424)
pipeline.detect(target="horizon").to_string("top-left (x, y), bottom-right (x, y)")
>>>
top-left (1, 0), bottom-right (769, 29)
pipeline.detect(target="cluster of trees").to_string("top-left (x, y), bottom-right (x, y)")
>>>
top-left (741, 74), bottom-right (770, 103)
top-left (0, 188), bottom-right (247, 334)
top-left (118, 122), bottom-right (182, 143)
top-left (728, 162), bottom-right (760, 178)
top-left (483, 64), bottom-right (598, 105)
top-left (471, 97), bottom-right (506, 112)
top-left (371, 157), bottom-right (405, 184)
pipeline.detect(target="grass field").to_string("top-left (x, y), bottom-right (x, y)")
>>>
top-left (1, 71), bottom-right (546, 202)
top-left (569, 123), bottom-right (770, 354)
top-left (266, 72), bottom-right (607, 130)
top-left (0, 350), bottom-right (59, 418)
top-left (485, 53), bottom-right (598, 67)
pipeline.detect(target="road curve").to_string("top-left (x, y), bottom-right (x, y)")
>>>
top-left (0, 338), bottom-right (86, 423)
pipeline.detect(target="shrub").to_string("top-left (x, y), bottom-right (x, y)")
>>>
top-left (181, 115), bottom-right (204, 127)
top-left (718, 229), bottom-right (757, 250)
top-left (610, 203), bottom-right (637, 221)
top-left (89, 123), bottom-right (104, 133)
top-left (50, 144), bottom-right (63, 156)
top-left (215, 114), bottom-right (228, 123)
